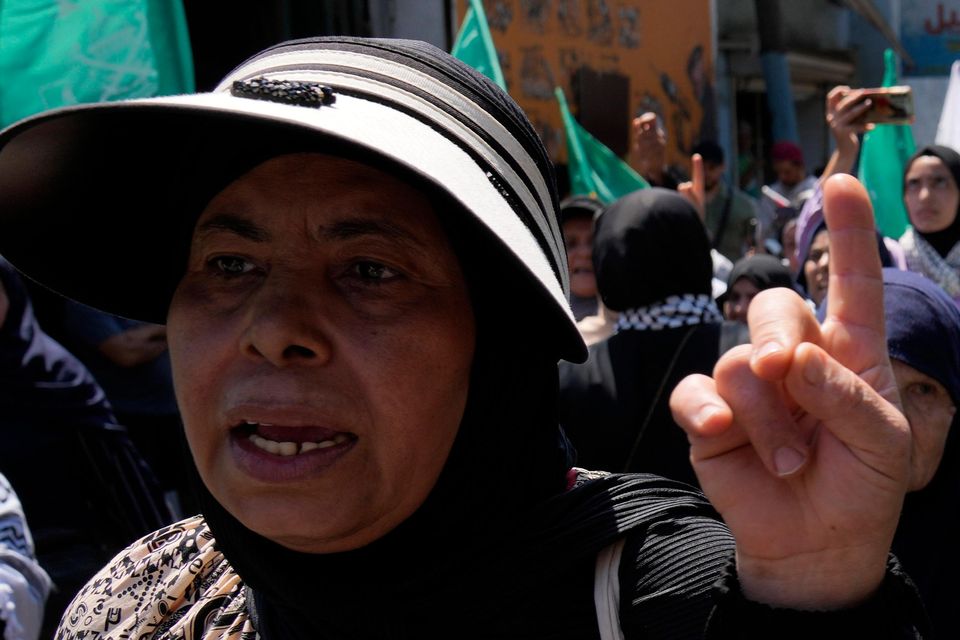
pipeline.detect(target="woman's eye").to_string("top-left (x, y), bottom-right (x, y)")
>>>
top-left (210, 256), bottom-right (255, 276)
top-left (352, 261), bottom-right (400, 282)
top-left (910, 382), bottom-right (937, 397)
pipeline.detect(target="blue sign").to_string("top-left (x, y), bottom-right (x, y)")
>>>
top-left (902, 0), bottom-right (960, 76)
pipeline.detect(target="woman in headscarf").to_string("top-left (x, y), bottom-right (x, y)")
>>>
top-left (899, 145), bottom-right (960, 304)
top-left (558, 188), bottom-right (722, 485)
top-left (883, 269), bottom-right (960, 638)
top-left (796, 218), bottom-right (897, 311)
top-left (716, 253), bottom-right (795, 354)
top-left (816, 267), bottom-right (960, 637)
top-left (720, 254), bottom-right (795, 323)
top-left (0, 37), bottom-right (925, 638)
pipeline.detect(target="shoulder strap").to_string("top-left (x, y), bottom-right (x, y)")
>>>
top-left (621, 324), bottom-right (699, 471)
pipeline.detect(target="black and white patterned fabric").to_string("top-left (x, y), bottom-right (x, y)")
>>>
top-left (614, 294), bottom-right (722, 332)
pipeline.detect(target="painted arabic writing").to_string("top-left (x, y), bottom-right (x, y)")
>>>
top-left (925, 2), bottom-right (960, 35)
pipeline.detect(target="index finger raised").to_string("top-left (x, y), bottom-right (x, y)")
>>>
top-left (820, 173), bottom-right (887, 371)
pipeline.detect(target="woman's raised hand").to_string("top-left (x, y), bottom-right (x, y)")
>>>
top-left (670, 174), bottom-right (911, 609)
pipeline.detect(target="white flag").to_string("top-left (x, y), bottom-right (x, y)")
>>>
top-left (935, 60), bottom-right (960, 149)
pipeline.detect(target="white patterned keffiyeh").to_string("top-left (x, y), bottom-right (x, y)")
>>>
top-left (614, 294), bottom-right (722, 332)
top-left (899, 227), bottom-right (960, 300)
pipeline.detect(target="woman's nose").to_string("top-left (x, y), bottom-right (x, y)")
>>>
top-left (239, 279), bottom-right (334, 367)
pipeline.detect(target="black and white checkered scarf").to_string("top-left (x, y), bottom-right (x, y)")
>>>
top-left (614, 293), bottom-right (722, 332)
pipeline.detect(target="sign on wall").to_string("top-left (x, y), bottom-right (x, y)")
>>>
top-left (902, 0), bottom-right (960, 76)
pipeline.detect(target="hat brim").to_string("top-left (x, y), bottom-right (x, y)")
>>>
top-left (0, 92), bottom-right (587, 362)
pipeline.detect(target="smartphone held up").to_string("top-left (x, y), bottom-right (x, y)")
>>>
top-left (848, 86), bottom-right (915, 126)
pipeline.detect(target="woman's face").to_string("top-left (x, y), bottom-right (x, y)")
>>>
top-left (904, 155), bottom-right (960, 234)
top-left (891, 359), bottom-right (956, 491)
top-left (562, 216), bottom-right (596, 299)
top-left (803, 229), bottom-right (830, 306)
top-left (167, 153), bottom-right (476, 553)
top-left (723, 277), bottom-right (761, 323)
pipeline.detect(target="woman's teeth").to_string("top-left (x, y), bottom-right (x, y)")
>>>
top-left (248, 432), bottom-right (350, 456)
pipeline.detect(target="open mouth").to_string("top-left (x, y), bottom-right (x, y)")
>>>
top-left (234, 421), bottom-right (357, 457)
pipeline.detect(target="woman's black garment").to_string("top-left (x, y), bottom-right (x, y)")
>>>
top-left (881, 268), bottom-right (960, 639)
top-left (905, 145), bottom-right (960, 257)
top-left (559, 189), bottom-right (720, 484)
top-left (559, 323), bottom-right (719, 484)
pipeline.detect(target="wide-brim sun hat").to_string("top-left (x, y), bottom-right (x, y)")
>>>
top-left (0, 36), bottom-right (586, 363)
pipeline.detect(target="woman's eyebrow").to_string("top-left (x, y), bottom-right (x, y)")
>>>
top-left (196, 214), bottom-right (271, 242)
top-left (317, 218), bottom-right (427, 249)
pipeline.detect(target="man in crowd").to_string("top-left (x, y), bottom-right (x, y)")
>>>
top-left (758, 140), bottom-right (817, 252)
top-left (693, 140), bottom-right (758, 263)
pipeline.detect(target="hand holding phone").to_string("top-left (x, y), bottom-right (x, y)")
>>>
top-left (847, 86), bottom-right (915, 125)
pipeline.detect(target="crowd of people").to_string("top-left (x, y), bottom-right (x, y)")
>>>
top-left (0, 34), bottom-right (955, 639)
top-left (559, 82), bottom-right (960, 638)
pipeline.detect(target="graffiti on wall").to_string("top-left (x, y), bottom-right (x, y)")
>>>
top-left (455, 0), bottom-right (714, 168)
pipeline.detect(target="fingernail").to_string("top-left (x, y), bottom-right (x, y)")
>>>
top-left (774, 446), bottom-right (806, 476)
top-left (803, 350), bottom-right (825, 386)
top-left (696, 404), bottom-right (722, 426)
top-left (755, 341), bottom-right (782, 361)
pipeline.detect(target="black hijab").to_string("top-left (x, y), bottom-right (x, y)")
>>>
top-left (882, 268), bottom-right (960, 639)
top-left (720, 254), bottom-right (795, 302)
top-left (904, 144), bottom-right (960, 257)
top-left (592, 188), bottom-right (713, 311)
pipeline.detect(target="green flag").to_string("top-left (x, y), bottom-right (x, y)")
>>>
top-left (858, 49), bottom-right (916, 239)
top-left (451, 0), bottom-right (506, 90)
top-left (555, 87), bottom-right (649, 204)
top-left (0, 0), bottom-right (195, 128)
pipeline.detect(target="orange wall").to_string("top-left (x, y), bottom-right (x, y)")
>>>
top-left (455, 0), bottom-right (715, 170)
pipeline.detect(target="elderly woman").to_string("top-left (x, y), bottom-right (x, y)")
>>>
top-left (0, 37), bottom-right (925, 638)
top-left (899, 145), bottom-right (960, 304)
top-left (883, 269), bottom-right (960, 638)
top-left (817, 267), bottom-right (960, 637)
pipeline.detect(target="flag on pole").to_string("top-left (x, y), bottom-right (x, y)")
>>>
top-left (858, 49), bottom-right (916, 239)
top-left (0, 0), bottom-right (195, 128)
top-left (451, 0), bottom-right (506, 90)
top-left (936, 60), bottom-right (960, 150)
top-left (555, 87), bottom-right (649, 204)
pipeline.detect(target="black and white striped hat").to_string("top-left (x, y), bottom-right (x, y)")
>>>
top-left (0, 37), bottom-right (586, 362)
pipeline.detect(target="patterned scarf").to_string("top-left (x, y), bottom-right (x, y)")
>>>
top-left (614, 293), bottom-right (722, 332)
top-left (899, 227), bottom-right (960, 300)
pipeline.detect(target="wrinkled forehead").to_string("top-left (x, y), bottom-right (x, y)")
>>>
top-left (193, 153), bottom-right (453, 255)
